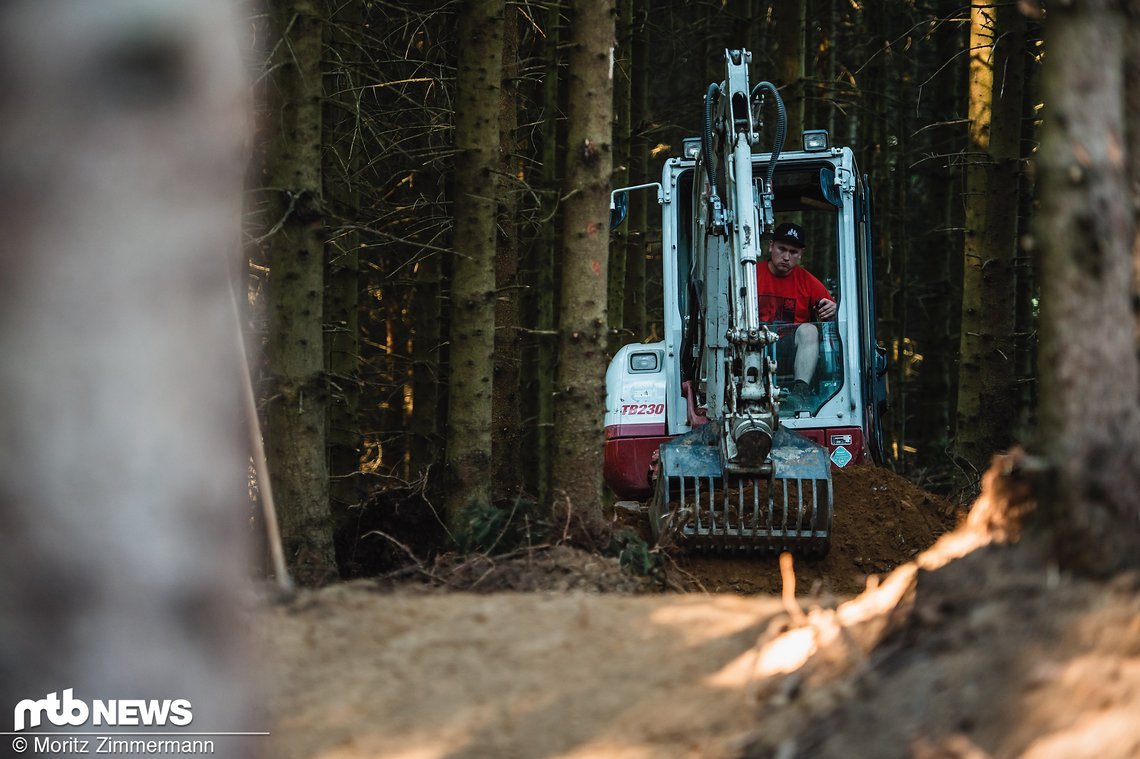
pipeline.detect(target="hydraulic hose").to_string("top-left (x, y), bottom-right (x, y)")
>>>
top-left (750, 81), bottom-right (786, 189)
top-left (702, 82), bottom-right (721, 194)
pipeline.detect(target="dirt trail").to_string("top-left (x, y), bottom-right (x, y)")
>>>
top-left (261, 467), bottom-right (1140, 759)
top-left (265, 589), bottom-right (787, 758)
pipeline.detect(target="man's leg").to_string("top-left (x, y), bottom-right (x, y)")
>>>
top-left (794, 323), bottom-right (820, 386)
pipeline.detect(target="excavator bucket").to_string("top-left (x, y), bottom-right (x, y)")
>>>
top-left (649, 425), bottom-right (833, 555)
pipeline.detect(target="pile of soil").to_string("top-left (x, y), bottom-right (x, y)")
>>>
top-left (738, 545), bottom-right (1140, 758)
top-left (666, 464), bottom-right (960, 596)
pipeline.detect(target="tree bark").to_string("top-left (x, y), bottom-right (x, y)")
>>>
top-left (493, 7), bottom-right (523, 503)
top-left (410, 254), bottom-right (442, 479)
top-left (1034, 0), bottom-right (1140, 574)
top-left (608, 0), bottom-right (633, 350)
top-left (265, 0), bottom-right (337, 585)
top-left (624, 0), bottom-right (650, 340)
top-left (912, 0), bottom-right (964, 470)
top-left (550, 0), bottom-right (615, 519)
top-left (524, 0), bottom-right (564, 506)
top-left (323, 0), bottom-right (364, 535)
top-left (774, 0), bottom-right (806, 139)
top-left (445, 0), bottom-right (505, 526)
top-left (955, 1), bottom-right (1026, 475)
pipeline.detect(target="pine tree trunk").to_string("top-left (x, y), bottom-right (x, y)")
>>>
top-left (265, 0), bottom-right (337, 585)
top-left (608, 0), bottom-right (633, 350)
top-left (749, 0), bottom-right (770, 65)
top-left (410, 255), bottom-right (441, 479)
top-left (323, 0), bottom-right (363, 530)
top-left (1034, 0), bottom-right (1140, 574)
top-left (493, 8), bottom-right (523, 503)
top-left (912, 0), bottom-right (962, 470)
top-left (624, 0), bottom-right (650, 340)
top-left (531, 0), bottom-right (564, 506)
top-left (955, 1), bottom-right (1025, 475)
top-left (550, 0), bottom-right (615, 519)
top-left (444, 0), bottom-right (505, 526)
top-left (861, 2), bottom-right (897, 462)
top-left (774, 0), bottom-right (806, 139)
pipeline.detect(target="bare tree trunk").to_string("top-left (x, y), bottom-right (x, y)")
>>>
top-left (445, 0), bottom-right (505, 526)
top-left (493, 7), bottom-right (523, 503)
top-left (525, 0), bottom-right (564, 506)
top-left (411, 251), bottom-right (442, 479)
top-left (1034, 0), bottom-right (1140, 574)
top-left (774, 0), bottom-right (806, 139)
top-left (624, 0), bottom-right (650, 340)
top-left (913, 0), bottom-right (964, 471)
top-left (323, 0), bottom-right (364, 545)
top-left (550, 0), bottom-right (615, 520)
top-left (0, 0), bottom-right (255, 748)
top-left (955, 1), bottom-right (1026, 475)
top-left (608, 0), bottom-right (633, 350)
top-left (265, 0), bottom-right (337, 584)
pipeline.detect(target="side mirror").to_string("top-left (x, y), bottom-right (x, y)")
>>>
top-left (609, 191), bottom-right (629, 231)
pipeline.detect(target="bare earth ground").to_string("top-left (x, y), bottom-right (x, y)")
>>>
top-left (262, 464), bottom-right (1140, 759)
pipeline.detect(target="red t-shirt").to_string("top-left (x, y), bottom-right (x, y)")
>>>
top-left (756, 264), bottom-right (832, 324)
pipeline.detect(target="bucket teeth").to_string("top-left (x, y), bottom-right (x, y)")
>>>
top-left (650, 425), bottom-right (833, 555)
top-left (655, 473), bottom-right (832, 554)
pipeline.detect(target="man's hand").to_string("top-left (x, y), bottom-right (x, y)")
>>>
top-left (815, 298), bottom-right (837, 320)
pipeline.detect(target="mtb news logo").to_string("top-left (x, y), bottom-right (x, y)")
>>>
top-left (13, 689), bottom-right (193, 732)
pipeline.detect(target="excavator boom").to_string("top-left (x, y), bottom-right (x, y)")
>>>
top-left (604, 47), bottom-right (888, 556)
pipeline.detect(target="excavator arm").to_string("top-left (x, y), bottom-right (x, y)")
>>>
top-left (651, 49), bottom-right (834, 555)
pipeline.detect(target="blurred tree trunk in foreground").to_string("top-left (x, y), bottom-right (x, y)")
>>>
top-left (1033, 0), bottom-right (1140, 574)
top-left (0, 0), bottom-right (256, 747)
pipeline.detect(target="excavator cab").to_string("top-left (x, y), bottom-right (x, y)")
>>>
top-left (604, 49), bottom-right (887, 555)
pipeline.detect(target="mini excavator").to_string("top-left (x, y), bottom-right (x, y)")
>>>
top-left (604, 49), bottom-right (887, 556)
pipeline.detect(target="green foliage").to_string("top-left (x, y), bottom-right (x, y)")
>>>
top-left (608, 527), bottom-right (663, 584)
top-left (455, 495), bottom-right (548, 555)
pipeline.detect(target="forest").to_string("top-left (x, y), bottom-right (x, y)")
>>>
top-left (1, 0), bottom-right (1139, 757)
top-left (248, 0), bottom-right (1138, 586)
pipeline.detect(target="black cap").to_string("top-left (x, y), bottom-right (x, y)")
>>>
top-left (772, 222), bottom-right (806, 248)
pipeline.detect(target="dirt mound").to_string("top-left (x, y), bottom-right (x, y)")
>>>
top-left (669, 464), bottom-right (960, 596)
top-left (738, 546), bottom-right (1140, 759)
